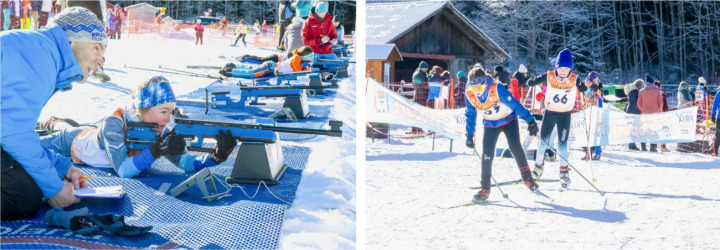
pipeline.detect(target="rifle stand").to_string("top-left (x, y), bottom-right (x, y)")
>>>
top-left (170, 168), bottom-right (221, 202)
top-left (226, 141), bottom-right (288, 185)
top-left (308, 75), bottom-right (325, 94)
top-left (268, 107), bottom-right (298, 121)
top-left (336, 66), bottom-right (349, 79)
top-left (283, 92), bottom-right (311, 119)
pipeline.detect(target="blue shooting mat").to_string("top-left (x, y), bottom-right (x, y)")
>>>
top-left (0, 145), bottom-right (311, 249)
top-left (175, 80), bottom-right (337, 141)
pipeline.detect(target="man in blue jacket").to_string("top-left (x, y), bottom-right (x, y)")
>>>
top-left (1, 6), bottom-right (107, 220)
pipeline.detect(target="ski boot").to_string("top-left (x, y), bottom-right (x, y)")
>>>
top-left (472, 187), bottom-right (491, 204)
top-left (580, 151), bottom-right (591, 161)
top-left (628, 144), bottom-right (640, 151)
top-left (559, 166), bottom-right (571, 189)
top-left (520, 166), bottom-right (539, 192)
top-left (37, 116), bottom-right (80, 133)
top-left (532, 162), bottom-right (544, 179)
top-left (591, 153), bottom-right (601, 160)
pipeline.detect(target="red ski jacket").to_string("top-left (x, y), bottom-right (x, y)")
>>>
top-left (301, 13), bottom-right (337, 54)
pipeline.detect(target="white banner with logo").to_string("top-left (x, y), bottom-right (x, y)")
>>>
top-left (367, 78), bottom-right (698, 148)
top-left (366, 78), bottom-right (466, 141)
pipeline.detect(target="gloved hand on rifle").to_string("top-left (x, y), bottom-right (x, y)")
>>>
top-left (209, 130), bottom-right (238, 164)
top-left (148, 131), bottom-right (186, 159)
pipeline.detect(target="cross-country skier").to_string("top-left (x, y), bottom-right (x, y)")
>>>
top-left (580, 71), bottom-right (603, 160)
top-left (465, 68), bottom-right (540, 203)
top-left (526, 48), bottom-right (592, 188)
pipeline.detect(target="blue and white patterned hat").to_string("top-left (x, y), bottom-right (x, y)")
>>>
top-left (50, 7), bottom-right (108, 46)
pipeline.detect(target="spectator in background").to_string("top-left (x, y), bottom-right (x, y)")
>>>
top-left (253, 20), bottom-right (260, 35)
top-left (512, 64), bottom-right (530, 88)
top-left (625, 79), bottom-right (643, 151)
top-left (637, 78), bottom-right (663, 152)
top-left (333, 15), bottom-right (344, 46)
top-left (277, 0), bottom-right (294, 50)
top-left (54, 0), bottom-right (66, 14)
top-left (494, 65), bottom-right (510, 87)
top-left (695, 77), bottom-right (709, 122)
top-left (282, 1), bottom-right (311, 52)
top-left (220, 16), bottom-right (228, 36)
top-left (426, 66), bottom-right (444, 108)
top-left (38, 0), bottom-right (50, 27)
top-left (293, 0), bottom-right (313, 20)
top-left (454, 71), bottom-right (467, 108)
top-left (8, 0), bottom-right (19, 30)
top-left (677, 81), bottom-right (692, 109)
top-left (653, 80), bottom-right (668, 112)
top-left (112, 5), bottom-right (124, 40)
top-left (194, 19), bottom-right (204, 45)
top-left (1, 0), bottom-right (8, 31)
top-left (413, 61), bottom-right (430, 106)
top-left (20, 0), bottom-right (29, 29)
top-left (106, 7), bottom-right (115, 39)
top-left (29, 0), bottom-right (39, 29)
top-left (411, 61), bottom-right (429, 133)
top-left (261, 20), bottom-right (268, 34)
top-left (301, 1), bottom-right (338, 60)
top-left (232, 19), bottom-right (248, 47)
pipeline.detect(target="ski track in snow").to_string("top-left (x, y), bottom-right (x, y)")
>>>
top-left (367, 125), bottom-right (719, 249)
top-left (39, 29), bottom-right (355, 248)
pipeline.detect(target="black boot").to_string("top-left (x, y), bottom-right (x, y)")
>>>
top-left (37, 116), bottom-right (80, 132)
top-left (472, 187), bottom-right (491, 203)
top-left (628, 143), bottom-right (640, 151)
top-left (591, 152), bottom-right (601, 160)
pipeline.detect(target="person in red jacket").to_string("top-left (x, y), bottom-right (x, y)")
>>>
top-left (637, 78), bottom-right (664, 152)
top-left (194, 19), bottom-right (204, 45)
top-left (301, 1), bottom-right (337, 60)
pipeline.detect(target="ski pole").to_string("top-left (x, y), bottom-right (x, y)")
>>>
top-left (158, 65), bottom-right (224, 80)
top-left (538, 138), bottom-right (605, 196)
top-left (472, 148), bottom-right (509, 198)
top-left (124, 65), bottom-right (224, 80)
top-left (586, 97), bottom-right (597, 182)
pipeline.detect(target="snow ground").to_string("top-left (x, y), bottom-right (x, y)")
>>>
top-left (39, 28), bottom-right (355, 248)
top-left (366, 125), bottom-right (720, 249)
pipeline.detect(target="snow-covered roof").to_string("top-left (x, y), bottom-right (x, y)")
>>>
top-left (367, 44), bottom-right (403, 61)
top-left (125, 3), bottom-right (158, 12)
top-left (366, 1), bottom-right (509, 60)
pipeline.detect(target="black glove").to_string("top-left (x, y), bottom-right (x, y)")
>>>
top-left (45, 207), bottom-right (152, 236)
top-left (466, 134), bottom-right (475, 148)
top-left (527, 119), bottom-right (539, 137)
top-left (210, 130), bottom-right (238, 164)
top-left (148, 131), bottom-right (186, 159)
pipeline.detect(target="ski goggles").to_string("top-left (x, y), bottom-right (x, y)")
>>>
top-left (466, 76), bottom-right (490, 93)
top-left (134, 76), bottom-right (176, 108)
top-left (300, 53), bottom-right (315, 61)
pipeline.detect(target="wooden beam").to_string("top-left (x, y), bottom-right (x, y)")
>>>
top-left (400, 52), bottom-right (456, 60)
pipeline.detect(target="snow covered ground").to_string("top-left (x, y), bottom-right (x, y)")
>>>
top-left (366, 125), bottom-right (720, 249)
top-left (39, 28), bottom-right (355, 248)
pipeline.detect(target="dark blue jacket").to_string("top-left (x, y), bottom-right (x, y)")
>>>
top-left (465, 78), bottom-right (534, 134)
